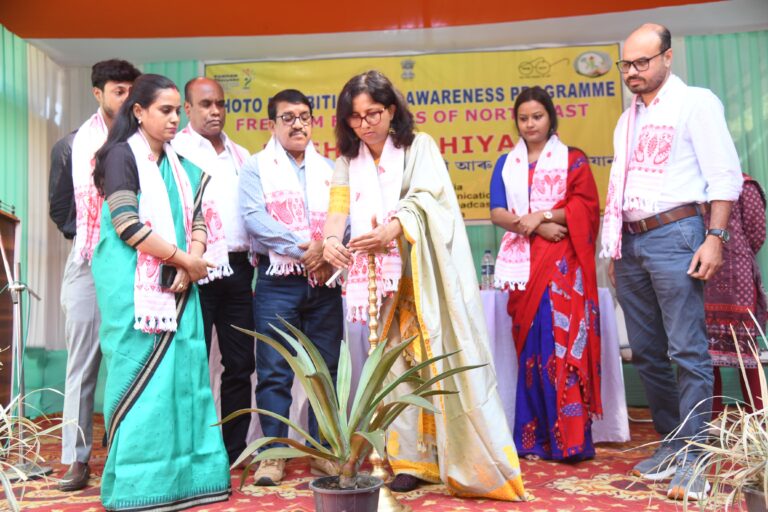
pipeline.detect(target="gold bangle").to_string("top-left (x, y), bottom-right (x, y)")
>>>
top-left (191, 239), bottom-right (207, 250)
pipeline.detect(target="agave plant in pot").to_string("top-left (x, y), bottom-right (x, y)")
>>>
top-left (224, 319), bottom-right (482, 512)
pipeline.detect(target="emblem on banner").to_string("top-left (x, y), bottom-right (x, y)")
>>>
top-left (242, 69), bottom-right (254, 90)
top-left (574, 51), bottom-right (612, 78)
top-left (401, 59), bottom-right (415, 80)
top-left (518, 57), bottom-right (568, 78)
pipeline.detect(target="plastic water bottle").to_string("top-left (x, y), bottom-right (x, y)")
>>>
top-left (481, 250), bottom-right (495, 290)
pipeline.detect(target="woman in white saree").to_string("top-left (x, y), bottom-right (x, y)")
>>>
top-left (322, 70), bottom-right (526, 500)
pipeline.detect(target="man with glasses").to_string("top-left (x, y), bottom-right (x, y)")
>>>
top-left (601, 24), bottom-right (742, 501)
top-left (171, 77), bottom-right (253, 467)
top-left (240, 89), bottom-right (342, 485)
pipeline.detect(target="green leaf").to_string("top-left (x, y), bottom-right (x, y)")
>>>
top-left (372, 349), bottom-right (463, 405)
top-left (347, 339), bottom-right (388, 427)
top-left (233, 326), bottom-right (340, 453)
top-left (391, 394), bottom-right (439, 413)
top-left (232, 436), bottom-right (284, 468)
top-left (251, 446), bottom-right (312, 462)
top-left (269, 323), bottom-right (323, 382)
top-left (354, 429), bottom-right (386, 460)
top-left (223, 407), bottom-right (324, 452)
top-left (269, 322), bottom-right (343, 454)
top-left (420, 389), bottom-right (460, 398)
top-left (335, 341), bottom-right (352, 437)
top-left (412, 364), bottom-right (487, 395)
top-left (348, 337), bottom-right (413, 431)
top-left (376, 365), bottom-right (484, 429)
top-left (306, 373), bottom-right (345, 455)
top-left (278, 318), bottom-right (338, 399)
top-left (369, 394), bottom-right (440, 431)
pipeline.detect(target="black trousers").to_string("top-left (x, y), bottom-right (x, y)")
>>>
top-left (199, 252), bottom-right (256, 463)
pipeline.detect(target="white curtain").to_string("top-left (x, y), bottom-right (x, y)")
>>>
top-left (26, 45), bottom-right (93, 350)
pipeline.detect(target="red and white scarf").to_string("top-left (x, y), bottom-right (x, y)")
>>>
top-left (72, 109), bottom-right (108, 264)
top-left (256, 136), bottom-right (334, 286)
top-left (346, 136), bottom-right (404, 323)
top-left (495, 135), bottom-right (568, 290)
top-left (128, 131), bottom-right (194, 333)
top-left (172, 125), bottom-right (249, 283)
top-left (601, 75), bottom-right (685, 259)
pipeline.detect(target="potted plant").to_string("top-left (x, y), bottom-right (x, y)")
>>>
top-left (672, 322), bottom-right (767, 511)
top-left (224, 319), bottom-right (482, 511)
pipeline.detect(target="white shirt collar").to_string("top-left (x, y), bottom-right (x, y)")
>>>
top-left (181, 124), bottom-right (232, 154)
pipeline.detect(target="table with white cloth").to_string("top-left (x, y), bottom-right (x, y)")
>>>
top-left (481, 288), bottom-right (630, 443)
top-left (208, 288), bottom-right (629, 448)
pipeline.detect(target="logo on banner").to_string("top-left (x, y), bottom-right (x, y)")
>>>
top-left (518, 57), bottom-right (568, 78)
top-left (574, 51), bottom-right (612, 78)
top-left (242, 68), bottom-right (254, 90)
top-left (401, 59), bottom-right (415, 80)
top-left (212, 73), bottom-right (240, 92)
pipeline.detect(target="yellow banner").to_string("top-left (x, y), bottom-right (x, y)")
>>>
top-left (206, 45), bottom-right (622, 220)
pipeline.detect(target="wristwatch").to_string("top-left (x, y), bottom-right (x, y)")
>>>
top-left (706, 228), bottom-right (730, 243)
top-left (542, 210), bottom-right (553, 221)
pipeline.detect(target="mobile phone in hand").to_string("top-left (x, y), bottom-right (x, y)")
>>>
top-left (159, 264), bottom-right (177, 289)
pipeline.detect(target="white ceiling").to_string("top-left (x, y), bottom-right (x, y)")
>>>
top-left (27, 0), bottom-right (768, 67)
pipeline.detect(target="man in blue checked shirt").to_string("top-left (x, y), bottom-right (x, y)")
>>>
top-left (239, 89), bottom-right (343, 486)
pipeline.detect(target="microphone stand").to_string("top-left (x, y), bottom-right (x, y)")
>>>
top-left (0, 230), bottom-right (52, 481)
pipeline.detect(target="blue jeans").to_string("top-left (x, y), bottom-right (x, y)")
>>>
top-left (615, 215), bottom-right (712, 459)
top-left (253, 260), bottom-right (343, 445)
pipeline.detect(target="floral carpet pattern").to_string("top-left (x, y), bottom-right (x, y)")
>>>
top-left (6, 410), bottom-right (733, 511)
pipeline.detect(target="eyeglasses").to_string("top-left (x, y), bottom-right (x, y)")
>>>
top-left (616, 48), bottom-right (669, 73)
top-left (277, 111), bottom-right (312, 125)
top-left (347, 110), bottom-right (384, 128)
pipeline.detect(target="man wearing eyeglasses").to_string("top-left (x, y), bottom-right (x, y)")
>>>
top-left (170, 77), bottom-right (254, 467)
top-left (601, 24), bottom-right (743, 502)
top-left (239, 89), bottom-right (342, 485)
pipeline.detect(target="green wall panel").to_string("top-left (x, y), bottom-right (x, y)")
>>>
top-left (0, 25), bottom-right (28, 276)
top-left (685, 30), bottom-right (768, 280)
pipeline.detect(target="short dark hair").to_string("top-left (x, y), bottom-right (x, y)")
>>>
top-left (513, 86), bottom-right (558, 138)
top-left (267, 89), bottom-right (312, 120)
top-left (657, 25), bottom-right (672, 52)
top-left (91, 59), bottom-right (141, 90)
top-left (335, 70), bottom-right (415, 159)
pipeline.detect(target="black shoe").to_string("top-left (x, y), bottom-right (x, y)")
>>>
top-left (388, 473), bottom-right (424, 492)
top-left (58, 462), bottom-right (90, 492)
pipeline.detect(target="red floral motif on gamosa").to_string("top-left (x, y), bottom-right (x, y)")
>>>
top-left (137, 250), bottom-right (160, 279)
top-left (533, 174), bottom-right (565, 197)
top-left (268, 198), bottom-right (305, 227)
top-left (653, 133), bottom-right (672, 165)
top-left (205, 206), bottom-right (223, 233)
top-left (502, 233), bottom-right (526, 252)
top-left (634, 126), bottom-right (673, 166)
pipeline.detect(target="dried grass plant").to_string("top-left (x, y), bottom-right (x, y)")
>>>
top-left (677, 313), bottom-right (768, 511)
top-left (0, 352), bottom-right (66, 511)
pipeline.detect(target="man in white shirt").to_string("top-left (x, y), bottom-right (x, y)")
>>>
top-left (601, 24), bottom-right (743, 502)
top-left (172, 77), bottom-right (253, 466)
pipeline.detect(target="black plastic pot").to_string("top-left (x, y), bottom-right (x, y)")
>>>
top-left (744, 486), bottom-right (767, 512)
top-left (309, 475), bottom-right (383, 512)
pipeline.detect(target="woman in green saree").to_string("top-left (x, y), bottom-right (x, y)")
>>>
top-left (92, 74), bottom-right (230, 511)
